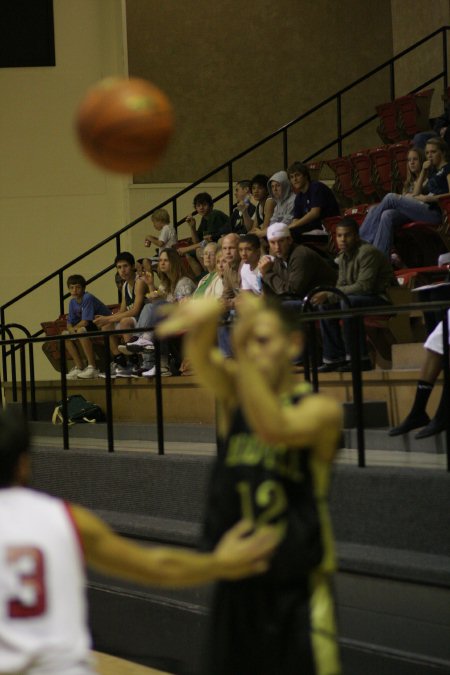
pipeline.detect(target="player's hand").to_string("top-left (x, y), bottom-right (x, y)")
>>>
top-left (155, 298), bottom-right (223, 338)
top-left (213, 520), bottom-right (280, 580)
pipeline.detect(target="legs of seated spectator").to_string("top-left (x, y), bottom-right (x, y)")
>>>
top-left (320, 295), bottom-right (390, 367)
top-left (62, 330), bottom-right (85, 370)
top-left (358, 193), bottom-right (442, 257)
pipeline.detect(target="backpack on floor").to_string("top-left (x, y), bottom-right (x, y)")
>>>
top-left (52, 394), bottom-right (104, 426)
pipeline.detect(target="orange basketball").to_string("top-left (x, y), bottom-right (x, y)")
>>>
top-left (75, 77), bottom-right (174, 174)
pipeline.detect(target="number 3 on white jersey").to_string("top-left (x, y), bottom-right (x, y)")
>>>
top-left (7, 546), bottom-right (46, 618)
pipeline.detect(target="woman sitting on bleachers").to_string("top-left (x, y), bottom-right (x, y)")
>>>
top-left (358, 138), bottom-right (449, 257)
top-left (121, 248), bottom-right (197, 376)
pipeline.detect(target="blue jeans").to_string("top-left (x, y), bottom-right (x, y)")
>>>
top-left (320, 294), bottom-right (390, 363)
top-left (136, 300), bottom-right (169, 365)
top-left (358, 193), bottom-right (441, 257)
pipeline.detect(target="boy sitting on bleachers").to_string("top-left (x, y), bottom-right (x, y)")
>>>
top-left (144, 207), bottom-right (177, 251)
top-left (64, 274), bottom-right (112, 380)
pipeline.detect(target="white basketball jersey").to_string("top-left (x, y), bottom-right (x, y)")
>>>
top-left (0, 487), bottom-right (94, 674)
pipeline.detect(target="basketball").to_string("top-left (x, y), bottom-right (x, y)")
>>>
top-left (75, 77), bottom-right (174, 174)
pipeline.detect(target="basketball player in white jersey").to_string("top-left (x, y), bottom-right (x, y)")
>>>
top-left (0, 407), bottom-right (279, 675)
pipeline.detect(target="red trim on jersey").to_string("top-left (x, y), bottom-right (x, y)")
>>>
top-left (63, 501), bottom-right (86, 563)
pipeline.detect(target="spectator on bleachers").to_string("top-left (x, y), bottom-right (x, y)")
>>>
top-left (63, 275), bottom-right (112, 380)
top-left (217, 233), bottom-right (242, 357)
top-left (193, 242), bottom-right (220, 297)
top-left (238, 234), bottom-right (262, 294)
top-left (358, 138), bottom-right (450, 257)
top-left (310, 218), bottom-right (395, 372)
top-left (242, 174), bottom-right (275, 233)
top-left (94, 252), bottom-right (147, 378)
top-left (402, 146), bottom-right (425, 194)
top-left (389, 311), bottom-right (450, 438)
top-left (287, 161), bottom-right (340, 243)
top-left (258, 222), bottom-right (337, 301)
top-left (144, 208), bottom-right (177, 251)
top-left (122, 248), bottom-right (196, 377)
top-left (230, 180), bottom-right (255, 235)
top-left (266, 171), bottom-right (296, 230)
top-left (221, 233), bottom-right (242, 310)
top-left (177, 192), bottom-right (230, 278)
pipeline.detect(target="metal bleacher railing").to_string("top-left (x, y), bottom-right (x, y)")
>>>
top-left (2, 27), bottom-right (450, 468)
top-left (2, 297), bottom-right (450, 472)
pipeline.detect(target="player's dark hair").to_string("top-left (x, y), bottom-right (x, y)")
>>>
top-left (67, 274), bottom-right (87, 289)
top-left (336, 217), bottom-right (359, 235)
top-left (114, 251), bottom-right (135, 266)
top-left (193, 192), bottom-right (214, 208)
top-left (239, 234), bottom-right (261, 250)
top-left (0, 407), bottom-right (30, 487)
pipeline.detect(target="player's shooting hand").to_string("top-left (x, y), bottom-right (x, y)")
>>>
top-left (214, 520), bottom-right (280, 580)
top-left (155, 298), bottom-right (223, 338)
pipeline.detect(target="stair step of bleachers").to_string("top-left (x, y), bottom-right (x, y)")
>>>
top-left (391, 342), bottom-right (424, 369)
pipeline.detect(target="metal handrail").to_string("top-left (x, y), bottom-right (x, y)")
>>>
top-left (3, 297), bottom-right (450, 471)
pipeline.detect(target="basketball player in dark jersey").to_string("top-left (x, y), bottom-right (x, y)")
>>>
top-left (157, 295), bottom-right (342, 675)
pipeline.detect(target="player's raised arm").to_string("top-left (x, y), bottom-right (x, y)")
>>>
top-left (232, 295), bottom-right (343, 461)
top-left (70, 505), bottom-right (279, 587)
top-left (155, 297), bottom-right (237, 403)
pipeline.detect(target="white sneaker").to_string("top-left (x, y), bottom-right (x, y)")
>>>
top-left (142, 366), bottom-right (172, 378)
top-left (126, 336), bottom-right (155, 352)
top-left (77, 365), bottom-right (100, 379)
top-left (67, 366), bottom-right (83, 380)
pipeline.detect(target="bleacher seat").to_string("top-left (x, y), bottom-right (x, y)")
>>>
top-left (375, 90), bottom-right (434, 144)
top-left (326, 156), bottom-right (362, 206)
top-left (368, 145), bottom-right (394, 195)
top-left (349, 151), bottom-right (379, 202)
top-left (396, 88), bottom-right (434, 137)
top-left (389, 140), bottom-right (411, 192)
top-left (376, 101), bottom-right (405, 144)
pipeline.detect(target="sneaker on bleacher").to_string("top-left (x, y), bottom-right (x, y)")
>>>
top-left (67, 366), bottom-right (83, 380)
top-left (77, 365), bottom-right (100, 379)
top-left (142, 365), bottom-right (172, 377)
top-left (125, 335), bottom-right (155, 352)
